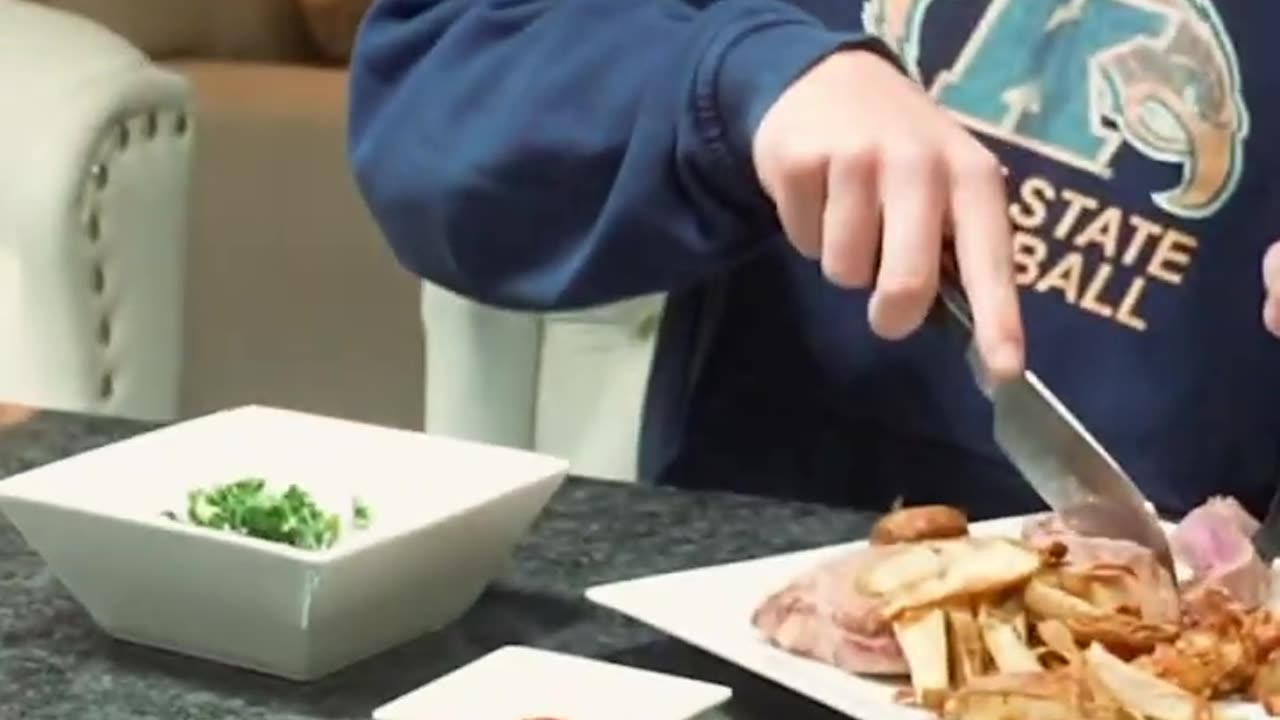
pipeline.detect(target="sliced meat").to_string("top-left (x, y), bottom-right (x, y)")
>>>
top-left (1021, 513), bottom-right (1181, 624)
top-left (1022, 513), bottom-right (1073, 546)
top-left (1172, 496), bottom-right (1270, 609)
top-left (752, 546), bottom-right (908, 676)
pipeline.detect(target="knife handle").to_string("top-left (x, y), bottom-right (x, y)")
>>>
top-left (927, 249), bottom-right (975, 344)
top-left (926, 165), bottom-right (1013, 346)
top-left (927, 250), bottom-right (996, 396)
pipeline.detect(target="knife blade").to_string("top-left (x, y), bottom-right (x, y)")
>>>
top-left (1252, 479), bottom-right (1280, 564)
top-left (929, 270), bottom-right (1175, 577)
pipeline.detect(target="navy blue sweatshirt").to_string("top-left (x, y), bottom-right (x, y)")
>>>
top-left (348, 0), bottom-right (1280, 519)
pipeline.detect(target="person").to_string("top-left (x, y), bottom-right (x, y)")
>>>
top-left (346, 0), bottom-right (1280, 520)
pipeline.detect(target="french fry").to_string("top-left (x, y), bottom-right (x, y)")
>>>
top-left (978, 597), bottom-right (1042, 674)
top-left (947, 602), bottom-right (988, 684)
top-left (1025, 574), bottom-right (1107, 621)
top-left (1025, 573), bottom-right (1176, 657)
top-left (883, 539), bottom-right (1043, 617)
top-left (860, 543), bottom-right (947, 596)
top-left (1035, 619), bottom-right (1083, 667)
top-left (894, 606), bottom-right (951, 700)
top-left (1085, 642), bottom-right (1216, 720)
top-left (941, 670), bottom-right (1110, 720)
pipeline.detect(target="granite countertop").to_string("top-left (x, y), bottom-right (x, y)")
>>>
top-left (0, 410), bottom-right (877, 720)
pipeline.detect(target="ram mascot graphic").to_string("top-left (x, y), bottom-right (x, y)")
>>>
top-left (864, 0), bottom-right (1250, 219)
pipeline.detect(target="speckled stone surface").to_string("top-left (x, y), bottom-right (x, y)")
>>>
top-left (0, 410), bottom-right (879, 720)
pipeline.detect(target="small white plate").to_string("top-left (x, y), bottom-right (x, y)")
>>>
top-left (371, 645), bottom-right (732, 719)
top-left (586, 515), bottom-right (1267, 720)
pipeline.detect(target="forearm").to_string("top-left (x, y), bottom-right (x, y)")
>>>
top-left (348, 0), bottom-right (871, 309)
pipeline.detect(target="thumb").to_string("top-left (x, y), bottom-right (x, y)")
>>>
top-left (1264, 241), bottom-right (1280, 336)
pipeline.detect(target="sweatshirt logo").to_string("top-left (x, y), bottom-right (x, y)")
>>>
top-left (865, 0), bottom-right (1249, 219)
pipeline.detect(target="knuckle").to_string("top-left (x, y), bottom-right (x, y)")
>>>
top-left (787, 227), bottom-right (822, 259)
top-left (877, 275), bottom-right (936, 307)
top-left (771, 141), bottom-right (827, 181)
top-left (882, 140), bottom-right (943, 177)
top-left (830, 142), bottom-right (878, 178)
top-left (821, 249), bottom-right (873, 289)
top-left (868, 300), bottom-right (927, 339)
top-left (821, 258), bottom-right (857, 288)
top-left (1264, 242), bottom-right (1280, 286)
top-left (947, 143), bottom-right (1002, 181)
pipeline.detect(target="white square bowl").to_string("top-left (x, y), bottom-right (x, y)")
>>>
top-left (0, 405), bottom-right (569, 681)
top-left (371, 646), bottom-right (733, 719)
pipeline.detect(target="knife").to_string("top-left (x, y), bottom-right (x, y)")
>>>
top-left (928, 265), bottom-right (1176, 578)
top-left (1252, 480), bottom-right (1280, 563)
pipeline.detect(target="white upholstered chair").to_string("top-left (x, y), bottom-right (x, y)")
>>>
top-left (0, 1), bottom-right (191, 421)
top-left (420, 285), bottom-right (664, 482)
top-left (3, 0), bottom-right (423, 429)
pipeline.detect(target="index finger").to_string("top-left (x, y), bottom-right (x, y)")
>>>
top-left (1263, 241), bottom-right (1280, 336)
top-left (1263, 240), bottom-right (1280, 293)
top-left (946, 148), bottom-right (1024, 382)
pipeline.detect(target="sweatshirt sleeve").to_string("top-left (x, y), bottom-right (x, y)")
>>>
top-left (348, 0), bottom-right (878, 310)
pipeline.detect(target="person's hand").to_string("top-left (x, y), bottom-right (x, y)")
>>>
top-left (1265, 240), bottom-right (1280, 336)
top-left (752, 49), bottom-right (1025, 380)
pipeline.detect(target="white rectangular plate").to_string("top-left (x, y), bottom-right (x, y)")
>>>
top-left (586, 515), bottom-right (1265, 720)
top-left (371, 646), bottom-right (732, 720)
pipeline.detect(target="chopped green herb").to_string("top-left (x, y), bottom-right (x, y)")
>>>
top-left (352, 497), bottom-right (372, 529)
top-left (165, 477), bottom-right (372, 550)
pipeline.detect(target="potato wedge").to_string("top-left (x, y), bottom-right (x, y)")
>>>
top-left (1025, 574), bottom-right (1106, 621)
top-left (894, 607), bottom-right (950, 699)
top-left (978, 598), bottom-right (1042, 674)
top-left (1085, 642), bottom-right (1216, 720)
top-left (883, 538), bottom-right (1043, 617)
top-left (1025, 574), bottom-right (1176, 657)
top-left (859, 543), bottom-right (947, 597)
top-left (947, 603), bottom-right (988, 684)
top-left (943, 670), bottom-right (1135, 720)
top-left (1066, 616), bottom-right (1178, 659)
top-left (1036, 619), bottom-right (1083, 668)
